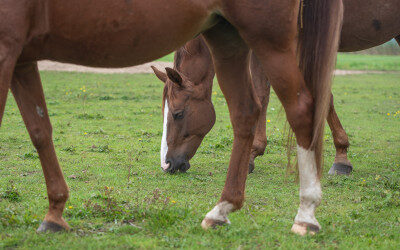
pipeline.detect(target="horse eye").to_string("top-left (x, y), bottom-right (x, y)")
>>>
top-left (173, 111), bottom-right (184, 120)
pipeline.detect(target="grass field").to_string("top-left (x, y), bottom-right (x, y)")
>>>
top-left (0, 65), bottom-right (399, 248)
top-left (336, 53), bottom-right (400, 71)
top-left (158, 52), bottom-right (400, 71)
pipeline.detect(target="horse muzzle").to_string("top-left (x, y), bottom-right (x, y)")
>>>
top-left (162, 157), bottom-right (191, 174)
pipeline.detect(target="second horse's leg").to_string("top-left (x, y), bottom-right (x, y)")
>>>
top-left (327, 95), bottom-right (353, 175)
top-left (11, 62), bottom-right (70, 232)
top-left (248, 52), bottom-right (270, 173)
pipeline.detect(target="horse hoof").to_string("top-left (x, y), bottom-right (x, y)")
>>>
top-left (328, 163), bottom-right (353, 175)
top-left (201, 218), bottom-right (229, 230)
top-left (36, 221), bottom-right (68, 233)
top-left (291, 222), bottom-right (320, 236)
top-left (248, 162), bottom-right (255, 174)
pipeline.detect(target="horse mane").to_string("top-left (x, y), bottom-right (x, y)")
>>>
top-left (174, 48), bottom-right (184, 70)
top-left (173, 36), bottom-right (214, 99)
top-left (174, 42), bottom-right (194, 71)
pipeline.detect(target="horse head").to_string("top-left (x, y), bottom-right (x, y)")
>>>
top-left (152, 66), bottom-right (215, 173)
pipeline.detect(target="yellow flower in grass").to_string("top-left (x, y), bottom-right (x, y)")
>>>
top-left (84, 132), bottom-right (87, 135)
top-left (267, 120), bottom-right (271, 123)
top-left (171, 200), bottom-right (176, 204)
top-left (387, 113), bottom-right (390, 116)
top-left (68, 206), bottom-right (73, 209)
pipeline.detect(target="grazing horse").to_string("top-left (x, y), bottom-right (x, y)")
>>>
top-left (154, 0), bottom-right (400, 175)
top-left (0, 0), bottom-right (343, 235)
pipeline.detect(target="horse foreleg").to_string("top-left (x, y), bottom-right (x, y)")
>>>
top-left (201, 22), bottom-right (261, 229)
top-left (0, 46), bottom-right (20, 127)
top-left (0, 67), bottom-right (10, 127)
top-left (327, 94), bottom-right (353, 175)
top-left (11, 62), bottom-right (70, 233)
top-left (248, 52), bottom-right (270, 173)
top-left (396, 35), bottom-right (400, 46)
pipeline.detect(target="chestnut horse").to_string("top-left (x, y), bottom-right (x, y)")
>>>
top-left (154, 0), bottom-right (400, 175)
top-left (0, 0), bottom-right (343, 235)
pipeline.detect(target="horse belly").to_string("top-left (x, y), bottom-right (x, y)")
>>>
top-left (340, 0), bottom-right (400, 52)
top-left (36, 0), bottom-right (218, 67)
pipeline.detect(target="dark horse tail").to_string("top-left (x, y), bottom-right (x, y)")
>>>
top-left (298, 0), bottom-right (343, 177)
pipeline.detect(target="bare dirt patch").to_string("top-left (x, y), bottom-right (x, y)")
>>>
top-left (38, 60), bottom-right (397, 75)
top-left (38, 60), bottom-right (173, 74)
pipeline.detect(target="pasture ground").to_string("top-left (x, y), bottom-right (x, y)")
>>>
top-left (158, 53), bottom-right (400, 72)
top-left (0, 56), bottom-right (399, 248)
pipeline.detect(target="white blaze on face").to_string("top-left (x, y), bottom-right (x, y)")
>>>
top-left (294, 145), bottom-right (322, 228)
top-left (160, 100), bottom-right (170, 171)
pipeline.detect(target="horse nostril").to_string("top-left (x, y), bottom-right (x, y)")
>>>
top-left (161, 160), bottom-right (171, 172)
top-left (179, 161), bottom-right (191, 173)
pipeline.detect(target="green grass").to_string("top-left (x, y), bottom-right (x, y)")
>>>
top-left (0, 70), bottom-right (399, 248)
top-left (157, 53), bottom-right (175, 62)
top-left (337, 53), bottom-right (400, 71)
top-left (158, 52), bottom-right (400, 71)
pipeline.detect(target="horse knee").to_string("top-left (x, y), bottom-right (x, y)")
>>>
top-left (232, 102), bottom-right (261, 137)
top-left (30, 126), bottom-right (52, 151)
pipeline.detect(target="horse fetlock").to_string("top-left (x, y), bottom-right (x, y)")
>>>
top-left (334, 153), bottom-right (351, 166)
top-left (251, 140), bottom-right (267, 157)
top-left (201, 201), bottom-right (234, 230)
top-left (333, 134), bottom-right (350, 150)
top-left (294, 190), bottom-right (321, 232)
top-left (330, 150), bottom-right (353, 175)
top-left (300, 186), bottom-right (322, 205)
top-left (50, 191), bottom-right (69, 204)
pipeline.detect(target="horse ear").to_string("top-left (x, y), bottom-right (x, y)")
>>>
top-left (165, 67), bottom-right (183, 87)
top-left (151, 66), bottom-right (167, 83)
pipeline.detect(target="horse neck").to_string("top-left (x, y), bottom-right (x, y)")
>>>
top-left (175, 36), bottom-right (214, 100)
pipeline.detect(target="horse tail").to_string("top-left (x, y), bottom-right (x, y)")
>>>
top-left (298, 0), bottom-right (343, 177)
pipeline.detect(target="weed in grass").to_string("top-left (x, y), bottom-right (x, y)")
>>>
top-left (99, 95), bottom-right (114, 101)
top-left (1, 181), bottom-right (21, 202)
top-left (89, 144), bottom-right (111, 153)
top-left (75, 113), bottom-right (105, 120)
top-left (62, 145), bottom-right (77, 154)
top-left (17, 151), bottom-right (39, 160)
